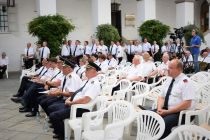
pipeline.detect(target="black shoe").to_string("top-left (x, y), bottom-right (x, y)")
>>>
top-left (52, 134), bottom-right (59, 139)
top-left (12, 93), bottom-right (22, 97)
top-left (25, 112), bottom-right (37, 117)
top-left (19, 106), bottom-right (25, 110)
top-left (19, 108), bottom-right (31, 113)
top-left (11, 97), bottom-right (22, 103)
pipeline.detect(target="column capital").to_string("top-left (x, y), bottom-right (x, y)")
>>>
top-left (175, 0), bottom-right (195, 4)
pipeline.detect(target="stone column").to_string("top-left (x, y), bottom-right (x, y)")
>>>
top-left (136, 0), bottom-right (156, 26)
top-left (175, 0), bottom-right (195, 28)
top-left (36, 0), bottom-right (56, 16)
top-left (91, 0), bottom-right (111, 33)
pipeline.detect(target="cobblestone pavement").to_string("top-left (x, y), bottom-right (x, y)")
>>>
top-left (0, 72), bottom-right (136, 140)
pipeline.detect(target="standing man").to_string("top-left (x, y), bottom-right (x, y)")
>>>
top-left (142, 38), bottom-right (151, 54)
top-left (24, 42), bottom-right (35, 69)
top-left (156, 59), bottom-right (196, 138)
top-left (61, 40), bottom-right (70, 58)
top-left (109, 41), bottom-right (118, 59)
top-left (126, 40), bottom-right (135, 62)
top-left (39, 41), bottom-right (50, 64)
top-left (188, 29), bottom-right (201, 72)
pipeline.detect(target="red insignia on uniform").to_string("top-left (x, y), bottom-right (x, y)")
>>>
top-left (183, 79), bottom-right (188, 83)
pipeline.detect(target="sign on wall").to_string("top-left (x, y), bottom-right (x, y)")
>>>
top-left (125, 14), bottom-right (135, 27)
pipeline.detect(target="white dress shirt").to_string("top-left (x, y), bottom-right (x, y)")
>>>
top-left (61, 45), bottom-right (70, 56)
top-left (141, 61), bottom-right (157, 77)
top-left (73, 45), bottom-right (84, 56)
top-left (39, 47), bottom-right (50, 59)
top-left (109, 44), bottom-right (118, 55)
top-left (24, 47), bottom-right (35, 58)
top-left (142, 42), bottom-right (151, 52)
top-left (0, 56), bottom-right (9, 66)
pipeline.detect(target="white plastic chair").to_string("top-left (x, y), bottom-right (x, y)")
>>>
top-left (66, 96), bottom-right (108, 140)
top-left (136, 110), bottom-right (165, 140)
top-left (126, 82), bottom-right (150, 102)
top-left (131, 86), bottom-right (163, 111)
top-left (163, 125), bottom-right (210, 140)
top-left (149, 76), bottom-right (168, 89)
top-left (190, 72), bottom-right (209, 84)
top-left (82, 100), bottom-right (135, 140)
top-left (5, 64), bottom-right (8, 79)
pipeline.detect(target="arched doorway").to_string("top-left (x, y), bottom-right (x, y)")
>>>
top-left (200, 0), bottom-right (209, 32)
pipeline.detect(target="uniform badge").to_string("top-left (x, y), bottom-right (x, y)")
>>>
top-left (91, 81), bottom-right (94, 84)
top-left (183, 79), bottom-right (188, 83)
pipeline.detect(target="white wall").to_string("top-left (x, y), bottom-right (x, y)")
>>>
top-left (0, 0), bottom-right (37, 72)
top-left (156, 0), bottom-right (176, 30)
top-left (120, 0), bottom-right (138, 40)
top-left (57, 0), bottom-right (92, 43)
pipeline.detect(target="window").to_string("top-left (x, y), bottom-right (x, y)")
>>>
top-left (0, 5), bottom-right (9, 33)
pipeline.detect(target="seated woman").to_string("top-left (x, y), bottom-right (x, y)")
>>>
top-left (199, 49), bottom-right (210, 71)
top-left (0, 52), bottom-right (9, 79)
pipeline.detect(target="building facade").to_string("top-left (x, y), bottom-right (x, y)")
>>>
top-left (0, 0), bottom-right (209, 71)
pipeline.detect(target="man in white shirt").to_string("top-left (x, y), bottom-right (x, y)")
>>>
top-left (125, 40), bottom-right (135, 62)
top-left (48, 62), bottom-right (101, 139)
top-left (39, 41), bottom-right (50, 64)
top-left (156, 59), bottom-right (196, 138)
top-left (98, 54), bottom-right (108, 73)
top-left (83, 41), bottom-right (92, 55)
top-left (24, 42), bottom-right (35, 69)
top-left (73, 40), bottom-right (84, 64)
top-left (100, 40), bottom-right (108, 55)
top-left (142, 38), bottom-right (151, 53)
top-left (107, 53), bottom-right (117, 70)
top-left (109, 41), bottom-right (118, 58)
top-left (90, 39), bottom-right (97, 54)
top-left (61, 40), bottom-right (70, 58)
top-left (151, 41), bottom-right (160, 62)
top-left (0, 52), bottom-right (8, 79)
top-left (134, 40), bottom-right (143, 55)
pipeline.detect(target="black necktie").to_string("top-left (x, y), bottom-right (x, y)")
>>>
top-left (110, 46), bottom-right (113, 54)
top-left (69, 46), bottom-right (72, 56)
top-left (76, 67), bottom-right (81, 74)
top-left (38, 67), bottom-right (45, 76)
top-left (41, 69), bottom-right (48, 76)
top-left (91, 45), bottom-right (94, 52)
top-left (27, 48), bottom-right (29, 56)
top-left (61, 76), bottom-right (67, 92)
top-left (41, 48), bottom-right (44, 58)
top-left (50, 71), bottom-right (61, 81)
top-left (108, 60), bottom-right (111, 65)
top-left (84, 47), bottom-right (86, 54)
top-left (163, 79), bottom-right (175, 110)
top-left (73, 46), bottom-right (77, 56)
top-left (70, 80), bottom-right (89, 101)
top-left (154, 45), bottom-right (156, 53)
top-left (129, 45), bottom-right (131, 54)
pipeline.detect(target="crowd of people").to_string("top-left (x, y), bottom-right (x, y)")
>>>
top-left (8, 29), bottom-right (210, 139)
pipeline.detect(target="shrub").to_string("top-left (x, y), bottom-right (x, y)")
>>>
top-left (96, 24), bottom-right (120, 46)
top-left (138, 20), bottom-right (170, 45)
top-left (28, 14), bottom-right (75, 56)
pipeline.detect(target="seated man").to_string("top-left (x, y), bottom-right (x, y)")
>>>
top-left (150, 52), bottom-right (170, 79)
top-left (12, 59), bottom-right (48, 98)
top-left (112, 55), bottom-right (144, 95)
top-left (0, 52), bottom-right (9, 79)
top-left (48, 62), bottom-right (101, 139)
top-left (39, 58), bottom-right (82, 116)
top-left (156, 59), bottom-right (196, 138)
top-left (199, 49), bottom-right (210, 71)
top-left (107, 53), bottom-right (118, 70)
top-left (181, 50), bottom-right (194, 74)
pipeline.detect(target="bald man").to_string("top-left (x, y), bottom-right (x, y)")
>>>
top-left (156, 59), bottom-right (196, 138)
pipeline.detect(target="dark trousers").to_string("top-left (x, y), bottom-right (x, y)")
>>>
top-left (49, 103), bottom-right (89, 137)
top-left (24, 58), bottom-right (34, 69)
top-left (0, 65), bottom-right (7, 78)
top-left (118, 57), bottom-right (123, 65)
top-left (22, 82), bottom-right (44, 110)
top-left (126, 53), bottom-right (134, 63)
top-left (17, 76), bottom-right (33, 96)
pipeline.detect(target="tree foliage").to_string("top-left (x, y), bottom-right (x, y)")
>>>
top-left (96, 24), bottom-right (120, 46)
top-left (28, 14), bottom-right (75, 56)
top-left (138, 20), bottom-right (170, 45)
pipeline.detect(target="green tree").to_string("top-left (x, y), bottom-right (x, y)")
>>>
top-left (96, 24), bottom-right (121, 46)
top-left (183, 24), bottom-right (205, 46)
top-left (138, 20), bottom-right (170, 45)
top-left (28, 15), bottom-right (75, 56)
